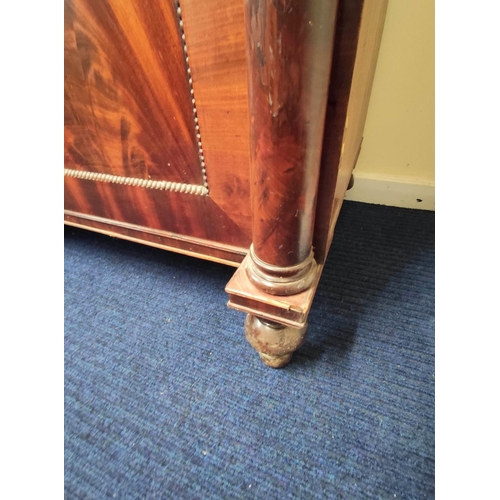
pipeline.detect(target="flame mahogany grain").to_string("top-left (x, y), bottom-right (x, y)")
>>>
top-left (64, 0), bottom-right (203, 183)
top-left (64, 0), bottom-right (387, 367)
top-left (245, 0), bottom-right (338, 269)
top-left (64, 0), bottom-right (254, 260)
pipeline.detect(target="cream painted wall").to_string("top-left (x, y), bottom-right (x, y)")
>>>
top-left (346, 0), bottom-right (435, 209)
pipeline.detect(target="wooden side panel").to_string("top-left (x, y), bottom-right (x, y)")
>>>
top-left (312, 0), bottom-right (364, 263)
top-left (313, 0), bottom-right (388, 263)
top-left (64, 0), bottom-right (254, 262)
top-left (179, 0), bottom-right (252, 236)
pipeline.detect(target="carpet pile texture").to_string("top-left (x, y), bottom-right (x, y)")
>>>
top-left (65, 201), bottom-right (435, 498)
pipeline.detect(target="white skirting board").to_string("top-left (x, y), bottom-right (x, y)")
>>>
top-left (344, 172), bottom-right (435, 211)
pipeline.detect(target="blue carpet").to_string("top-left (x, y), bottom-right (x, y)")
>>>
top-left (65, 201), bottom-right (435, 499)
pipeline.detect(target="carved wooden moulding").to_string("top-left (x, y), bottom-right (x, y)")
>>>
top-left (246, 245), bottom-right (318, 296)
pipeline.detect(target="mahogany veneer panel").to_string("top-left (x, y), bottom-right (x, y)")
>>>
top-left (64, 0), bottom-right (204, 184)
top-left (64, 0), bottom-right (386, 270)
top-left (64, 0), bottom-right (254, 262)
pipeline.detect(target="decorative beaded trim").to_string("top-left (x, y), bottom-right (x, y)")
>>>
top-left (176, 1), bottom-right (209, 191)
top-left (64, 169), bottom-right (208, 196)
top-left (64, 1), bottom-right (209, 196)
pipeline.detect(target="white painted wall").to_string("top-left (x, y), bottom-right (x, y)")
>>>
top-left (345, 0), bottom-right (435, 210)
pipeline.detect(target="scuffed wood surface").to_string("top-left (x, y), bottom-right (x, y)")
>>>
top-left (245, 0), bottom-right (338, 268)
top-left (226, 253), bottom-right (323, 329)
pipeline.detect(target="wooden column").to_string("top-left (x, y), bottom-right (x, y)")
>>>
top-left (227, 0), bottom-right (387, 368)
top-left (225, 0), bottom-right (338, 367)
top-left (244, 0), bottom-right (338, 296)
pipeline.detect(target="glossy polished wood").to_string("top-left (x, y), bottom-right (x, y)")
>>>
top-left (245, 0), bottom-right (338, 269)
top-left (227, 0), bottom-right (387, 366)
top-left (64, 0), bottom-right (254, 261)
top-left (64, 0), bottom-right (387, 368)
top-left (64, 0), bottom-right (203, 183)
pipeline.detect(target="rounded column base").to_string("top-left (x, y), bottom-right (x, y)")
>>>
top-left (246, 245), bottom-right (318, 296)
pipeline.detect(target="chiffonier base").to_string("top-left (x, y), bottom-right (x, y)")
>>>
top-left (64, 0), bottom-right (388, 368)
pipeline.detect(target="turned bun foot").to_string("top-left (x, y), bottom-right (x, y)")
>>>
top-left (244, 314), bottom-right (308, 368)
top-left (258, 352), bottom-right (293, 368)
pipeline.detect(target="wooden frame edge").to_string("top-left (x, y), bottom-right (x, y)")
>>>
top-left (64, 210), bottom-right (247, 267)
